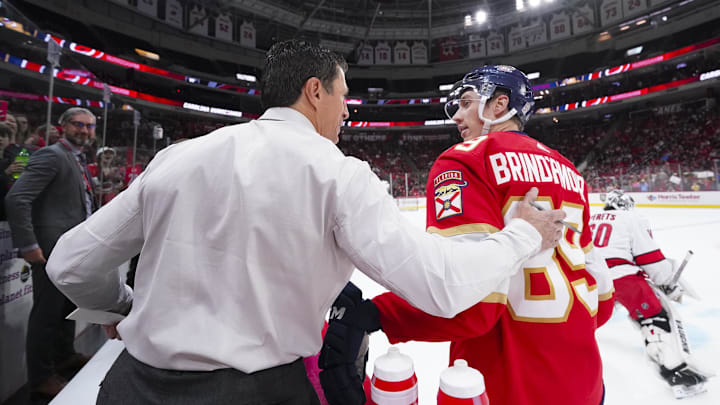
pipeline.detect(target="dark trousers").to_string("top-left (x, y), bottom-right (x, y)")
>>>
top-left (97, 350), bottom-right (321, 405)
top-left (27, 262), bottom-right (77, 386)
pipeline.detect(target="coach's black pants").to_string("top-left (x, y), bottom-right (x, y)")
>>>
top-left (26, 262), bottom-right (77, 387)
top-left (97, 350), bottom-right (321, 405)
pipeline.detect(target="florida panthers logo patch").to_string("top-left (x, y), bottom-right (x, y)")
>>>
top-left (433, 170), bottom-right (468, 220)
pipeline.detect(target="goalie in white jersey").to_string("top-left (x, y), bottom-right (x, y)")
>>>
top-left (589, 189), bottom-right (710, 398)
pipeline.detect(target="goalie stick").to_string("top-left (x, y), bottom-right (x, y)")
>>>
top-left (667, 250), bottom-right (701, 301)
top-left (670, 250), bottom-right (694, 286)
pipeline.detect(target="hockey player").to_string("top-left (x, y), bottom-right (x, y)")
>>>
top-left (589, 189), bottom-right (709, 398)
top-left (318, 65), bottom-right (615, 405)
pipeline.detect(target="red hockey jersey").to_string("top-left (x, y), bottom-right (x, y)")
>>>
top-left (373, 131), bottom-right (614, 405)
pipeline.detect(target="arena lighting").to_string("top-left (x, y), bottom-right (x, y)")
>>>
top-left (516, 0), bottom-right (524, 10)
top-left (536, 76), bottom-right (700, 114)
top-left (182, 102), bottom-right (243, 118)
top-left (597, 31), bottom-right (611, 42)
top-left (537, 38), bottom-right (720, 90)
top-left (438, 83), bottom-right (454, 91)
top-left (4, 21), bottom-right (260, 94)
top-left (700, 69), bottom-right (720, 81)
top-left (368, 87), bottom-right (384, 92)
top-left (235, 73), bottom-right (257, 82)
top-left (662, 16), bottom-right (668, 21)
top-left (636, 19), bottom-right (647, 25)
top-left (676, 62), bottom-right (687, 69)
top-left (475, 10), bottom-right (487, 24)
top-left (134, 48), bottom-right (159, 61)
top-left (626, 46), bottom-right (643, 56)
top-left (527, 72), bottom-right (541, 80)
top-left (529, 0), bottom-right (541, 7)
top-left (424, 119), bottom-right (454, 126)
top-left (464, 15), bottom-right (472, 26)
top-left (6, 34), bottom-right (718, 116)
top-left (620, 25), bottom-right (630, 31)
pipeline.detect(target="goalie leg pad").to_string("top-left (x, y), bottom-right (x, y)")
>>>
top-left (637, 308), bottom-right (687, 370)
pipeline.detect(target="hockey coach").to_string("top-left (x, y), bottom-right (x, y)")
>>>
top-left (45, 40), bottom-right (565, 404)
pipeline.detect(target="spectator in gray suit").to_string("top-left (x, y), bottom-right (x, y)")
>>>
top-left (5, 107), bottom-right (98, 399)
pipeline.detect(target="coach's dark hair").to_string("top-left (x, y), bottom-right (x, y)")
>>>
top-left (261, 40), bottom-right (348, 110)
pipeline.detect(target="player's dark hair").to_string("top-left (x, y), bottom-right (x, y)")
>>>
top-left (261, 40), bottom-right (348, 110)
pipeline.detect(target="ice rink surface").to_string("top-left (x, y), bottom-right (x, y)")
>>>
top-left (351, 206), bottom-right (720, 404)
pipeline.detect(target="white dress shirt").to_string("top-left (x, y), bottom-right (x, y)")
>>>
top-left (47, 107), bottom-right (541, 373)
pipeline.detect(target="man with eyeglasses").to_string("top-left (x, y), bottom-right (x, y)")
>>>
top-left (5, 107), bottom-right (98, 399)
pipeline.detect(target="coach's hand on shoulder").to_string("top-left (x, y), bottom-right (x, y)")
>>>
top-left (514, 187), bottom-right (566, 251)
top-left (319, 282), bottom-right (381, 405)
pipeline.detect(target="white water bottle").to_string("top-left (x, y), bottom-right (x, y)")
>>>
top-left (437, 359), bottom-right (489, 405)
top-left (370, 346), bottom-right (418, 405)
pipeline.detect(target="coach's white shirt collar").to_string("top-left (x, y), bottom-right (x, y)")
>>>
top-left (260, 107), bottom-right (317, 133)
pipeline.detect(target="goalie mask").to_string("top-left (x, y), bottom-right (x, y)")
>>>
top-left (605, 189), bottom-right (635, 211)
top-left (443, 65), bottom-right (535, 136)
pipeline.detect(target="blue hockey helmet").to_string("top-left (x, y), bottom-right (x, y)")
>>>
top-left (444, 65), bottom-right (535, 135)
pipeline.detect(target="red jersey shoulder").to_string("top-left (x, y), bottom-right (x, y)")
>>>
top-left (486, 132), bottom-right (573, 169)
top-left (430, 168), bottom-right (470, 221)
top-left (480, 132), bottom-right (586, 202)
top-left (436, 134), bottom-right (492, 162)
top-left (429, 136), bottom-right (492, 221)
top-left (428, 136), bottom-right (502, 229)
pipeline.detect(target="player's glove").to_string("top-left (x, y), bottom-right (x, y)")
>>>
top-left (659, 283), bottom-right (684, 303)
top-left (319, 282), bottom-right (382, 405)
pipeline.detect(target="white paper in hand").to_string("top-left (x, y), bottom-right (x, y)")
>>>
top-left (66, 308), bottom-right (126, 325)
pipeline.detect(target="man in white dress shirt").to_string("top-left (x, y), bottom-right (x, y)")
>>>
top-left (46, 40), bottom-right (565, 404)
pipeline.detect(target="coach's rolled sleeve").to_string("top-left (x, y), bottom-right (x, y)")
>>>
top-left (333, 160), bottom-right (541, 318)
top-left (46, 172), bottom-right (145, 315)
